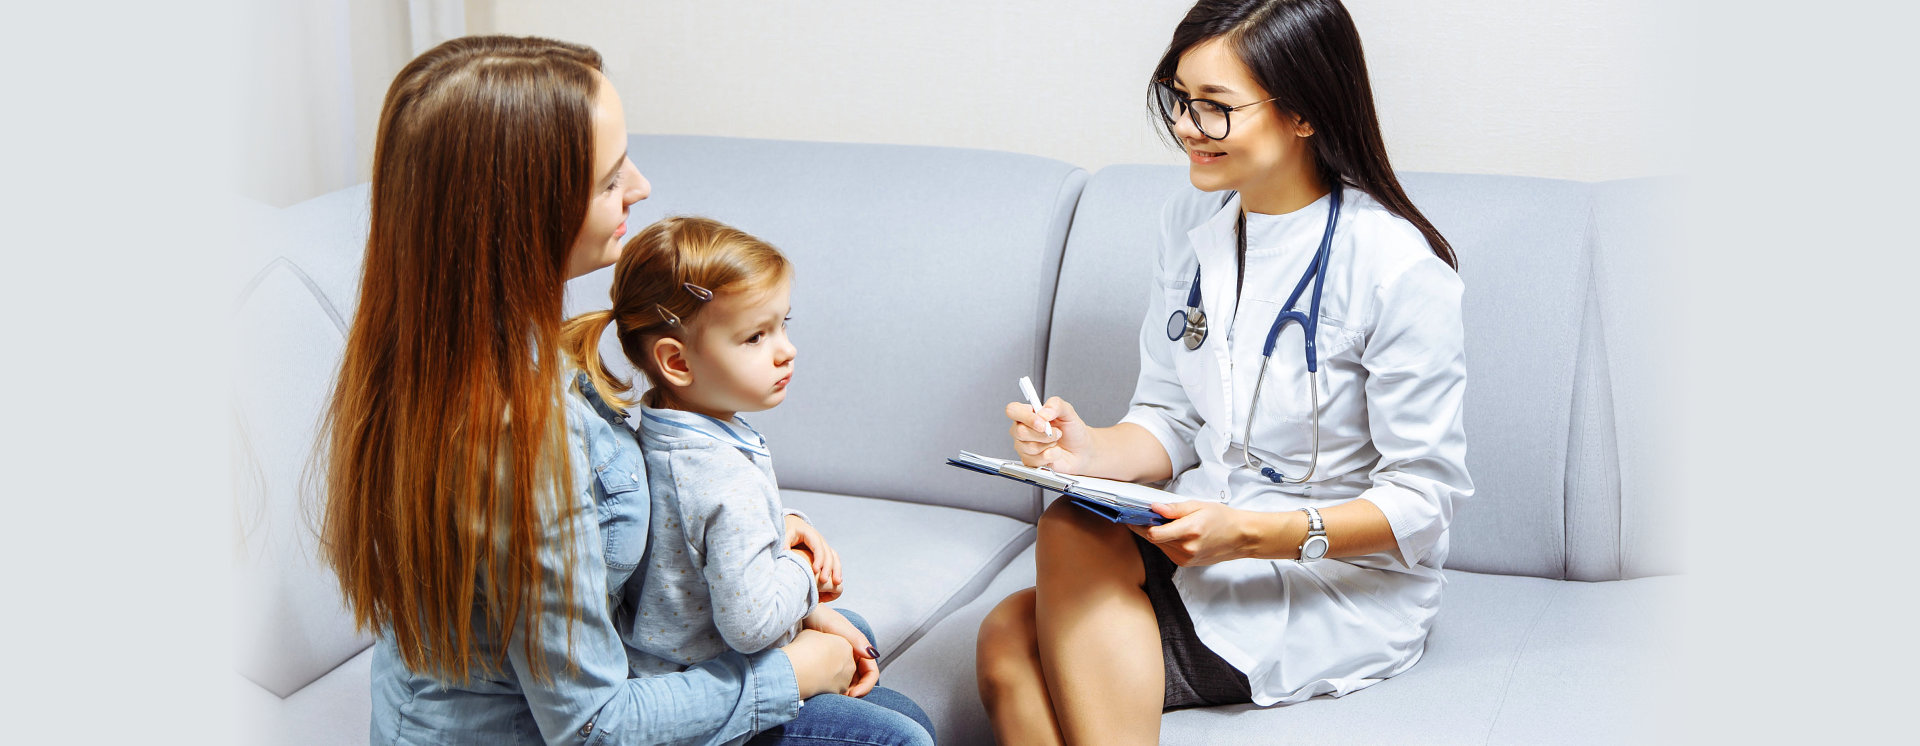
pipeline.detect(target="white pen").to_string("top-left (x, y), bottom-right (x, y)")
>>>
top-left (1019, 376), bottom-right (1053, 437)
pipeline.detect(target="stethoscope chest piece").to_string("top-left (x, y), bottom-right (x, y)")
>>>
top-left (1167, 263), bottom-right (1210, 350)
top-left (1168, 307), bottom-right (1207, 350)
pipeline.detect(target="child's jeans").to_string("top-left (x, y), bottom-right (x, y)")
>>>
top-left (746, 609), bottom-right (936, 746)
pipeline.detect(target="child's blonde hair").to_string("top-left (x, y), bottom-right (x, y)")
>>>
top-left (561, 216), bottom-right (793, 409)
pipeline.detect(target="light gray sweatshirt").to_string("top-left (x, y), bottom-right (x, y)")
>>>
top-left (623, 403), bottom-right (818, 677)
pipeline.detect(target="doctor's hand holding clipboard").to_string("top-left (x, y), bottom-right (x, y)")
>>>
top-left (1004, 389), bottom-right (1243, 564)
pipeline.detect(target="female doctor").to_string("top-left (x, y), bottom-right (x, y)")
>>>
top-left (974, 1), bottom-right (1471, 743)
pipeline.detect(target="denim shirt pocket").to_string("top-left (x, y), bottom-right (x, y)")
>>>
top-left (589, 422), bottom-right (649, 594)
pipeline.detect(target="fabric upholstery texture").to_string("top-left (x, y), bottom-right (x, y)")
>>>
top-left (234, 135), bottom-right (1679, 745)
top-left (1590, 179), bottom-right (1686, 579)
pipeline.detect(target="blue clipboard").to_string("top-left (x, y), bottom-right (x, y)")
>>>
top-left (945, 453), bottom-right (1169, 526)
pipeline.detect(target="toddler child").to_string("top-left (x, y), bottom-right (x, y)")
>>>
top-left (564, 216), bottom-right (933, 744)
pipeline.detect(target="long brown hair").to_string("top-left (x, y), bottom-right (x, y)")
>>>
top-left (1153, 0), bottom-right (1457, 268)
top-left (319, 35), bottom-right (604, 684)
top-left (562, 216), bottom-right (792, 410)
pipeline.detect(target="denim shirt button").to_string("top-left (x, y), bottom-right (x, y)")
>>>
top-left (579, 719), bottom-right (594, 737)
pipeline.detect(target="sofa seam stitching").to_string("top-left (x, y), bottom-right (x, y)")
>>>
top-left (236, 255), bottom-right (350, 335)
top-left (1482, 582), bottom-right (1565, 744)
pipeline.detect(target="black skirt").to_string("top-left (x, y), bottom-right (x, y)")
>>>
top-left (1133, 534), bottom-right (1255, 710)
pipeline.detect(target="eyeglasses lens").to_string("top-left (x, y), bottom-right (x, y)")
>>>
top-left (1156, 84), bottom-right (1230, 140)
top-left (1192, 100), bottom-right (1229, 139)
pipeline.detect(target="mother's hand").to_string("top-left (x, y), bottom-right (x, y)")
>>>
top-left (1128, 501), bottom-right (1258, 566)
top-left (781, 630), bottom-right (857, 699)
top-left (803, 608), bottom-right (880, 697)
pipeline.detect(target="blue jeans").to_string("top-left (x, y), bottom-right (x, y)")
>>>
top-left (747, 609), bottom-right (936, 746)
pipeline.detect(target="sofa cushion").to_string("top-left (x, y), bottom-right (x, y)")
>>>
top-left (1157, 570), bottom-right (1683, 744)
top-left (563, 135), bottom-right (1088, 521)
top-left (879, 544), bottom-right (1038, 746)
top-left (235, 647), bottom-right (375, 746)
top-left (780, 490), bottom-right (1034, 666)
top-left (887, 546), bottom-right (1682, 745)
top-left (1403, 173), bottom-right (1595, 578)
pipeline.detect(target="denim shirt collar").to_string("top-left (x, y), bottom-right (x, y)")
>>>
top-left (637, 402), bottom-right (772, 458)
top-left (572, 372), bottom-right (634, 432)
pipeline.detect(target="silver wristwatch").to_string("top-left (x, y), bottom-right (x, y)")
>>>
top-left (1298, 506), bottom-right (1329, 562)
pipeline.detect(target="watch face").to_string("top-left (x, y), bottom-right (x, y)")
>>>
top-left (1304, 536), bottom-right (1329, 560)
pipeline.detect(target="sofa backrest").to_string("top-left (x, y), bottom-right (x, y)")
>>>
top-left (564, 135), bottom-right (1087, 520)
top-left (231, 201), bottom-right (371, 699)
top-left (1048, 166), bottom-right (1678, 581)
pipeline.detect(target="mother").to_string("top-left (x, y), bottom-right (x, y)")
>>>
top-left (319, 36), bottom-right (921, 745)
top-left (975, 1), bottom-right (1472, 743)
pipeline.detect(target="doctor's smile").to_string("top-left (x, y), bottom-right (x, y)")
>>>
top-left (1187, 145), bottom-right (1228, 164)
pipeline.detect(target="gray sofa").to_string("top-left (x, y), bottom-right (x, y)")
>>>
top-left (234, 135), bottom-right (1683, 744)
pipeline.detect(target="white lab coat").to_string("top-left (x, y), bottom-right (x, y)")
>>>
top-left (1119, 185), bottom-right (1472, 705)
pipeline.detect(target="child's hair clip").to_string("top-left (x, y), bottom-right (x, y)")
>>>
top-left (682, 282), bottom-right (714, 302)
top-left (654, 304), bottom-right (682, 327)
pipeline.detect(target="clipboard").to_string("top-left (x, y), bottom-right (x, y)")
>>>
top-left (945, 451), bottom-right (1177, 526)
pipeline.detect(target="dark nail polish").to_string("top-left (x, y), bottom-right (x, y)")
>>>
top-left (865, 646), bottom-right (879, 659)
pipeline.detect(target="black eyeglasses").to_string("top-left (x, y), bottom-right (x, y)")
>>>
top-left (1154, 81), bottom-right (1279, 141)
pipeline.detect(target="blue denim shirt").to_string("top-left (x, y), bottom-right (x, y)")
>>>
top-left (368, 373), bottom-right (802, 745)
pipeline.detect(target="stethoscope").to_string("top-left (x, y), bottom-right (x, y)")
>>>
top-left (1165, 184), bottom-right (1343, 484)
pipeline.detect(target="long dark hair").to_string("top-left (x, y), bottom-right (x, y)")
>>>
top-left (1152, 0), bottom-right (1456, 269)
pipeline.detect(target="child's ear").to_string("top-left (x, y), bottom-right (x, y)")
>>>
top-left (651, 337), bottom-right (695, 388)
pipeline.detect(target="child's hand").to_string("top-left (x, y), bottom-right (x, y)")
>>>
top-left (1006, 396), bottom-right (1093, 474)
top-left (784, 514), bottom-right (843, 598)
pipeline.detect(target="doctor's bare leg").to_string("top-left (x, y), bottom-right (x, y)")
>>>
top-left (1036, 498), bottom-right (1165, 744)
top-left (977, 588), bottom-right (1063, 745)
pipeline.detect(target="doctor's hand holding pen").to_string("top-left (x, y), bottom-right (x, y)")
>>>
top-left (1005, 394), bottom-right (1180, 485)
top-left (1006, 396), bottom-right (1092, 473)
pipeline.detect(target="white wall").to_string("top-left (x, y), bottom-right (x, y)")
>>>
top-left (244, 1), bottom-right (1675, 205)
top-left (237, 0), bottom-right (413, 207)
top-left (473, 0), bottom-right (1676, 182)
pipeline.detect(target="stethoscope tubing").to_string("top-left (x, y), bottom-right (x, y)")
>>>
top-left (1168, 185), bottom-right (1343, 484)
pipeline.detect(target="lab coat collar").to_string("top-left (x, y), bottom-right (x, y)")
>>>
top-left (1187, 190), bottom-right (1243, 274)
top-left (637, 403), bottom-right (772, 458)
